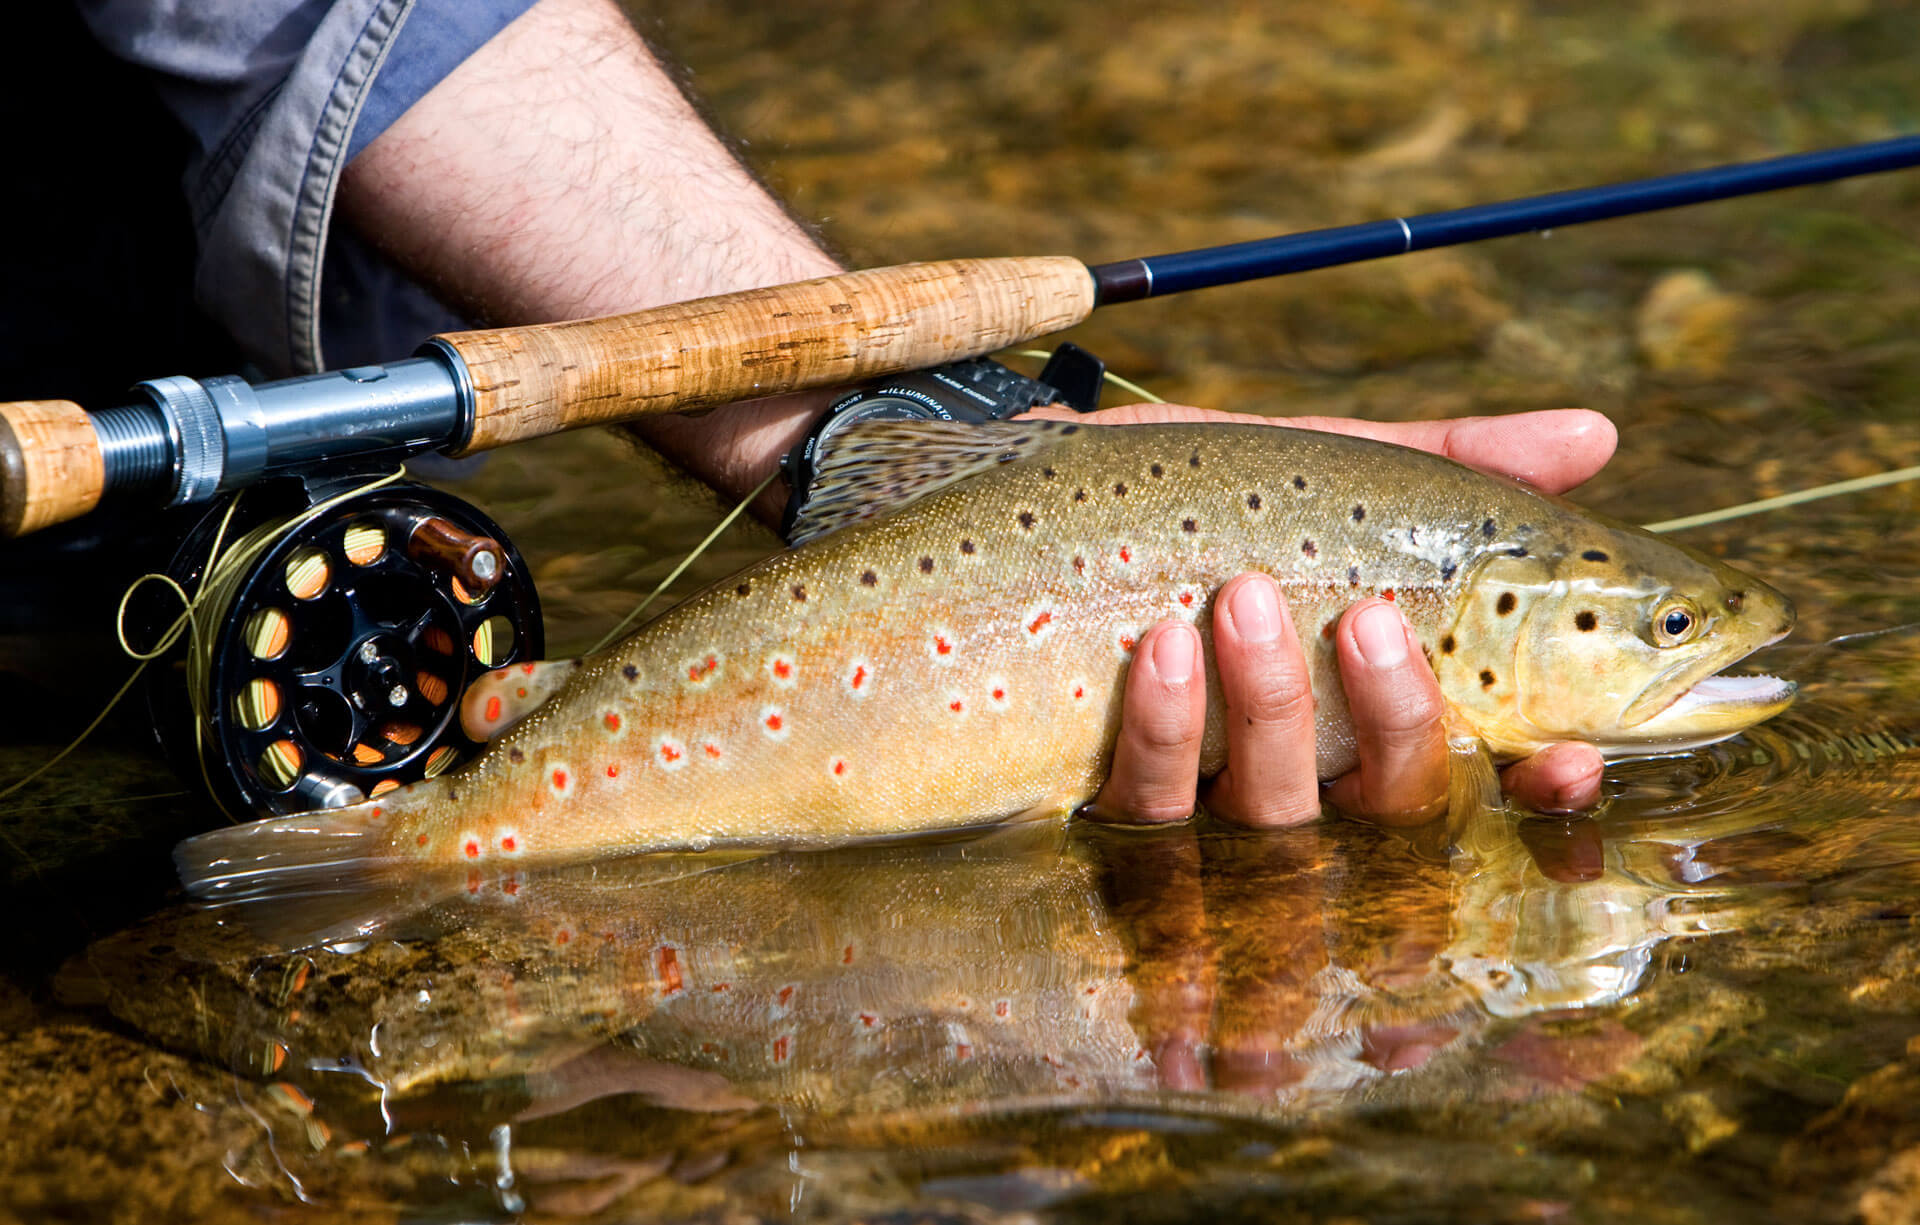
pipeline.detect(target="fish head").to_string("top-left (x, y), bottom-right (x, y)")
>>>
top-left (1435, 516), bottom-right (1795, 760)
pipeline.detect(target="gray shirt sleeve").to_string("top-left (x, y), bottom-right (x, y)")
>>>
top-left (76, 0), bottom-right (538, 376)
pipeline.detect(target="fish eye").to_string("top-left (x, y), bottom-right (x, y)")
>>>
top-left (1652, 601), bottom-right (1699, 647)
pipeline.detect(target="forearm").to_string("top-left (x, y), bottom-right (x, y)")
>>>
top-left (338, 0), bottom-right (841, 507)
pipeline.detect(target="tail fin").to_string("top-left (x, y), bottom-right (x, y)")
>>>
top-left (173, 795), bottom-right (450, 950)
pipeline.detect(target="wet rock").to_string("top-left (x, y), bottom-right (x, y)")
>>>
top-left (1661, 1089), bottom-right (1741, 1153)
top-left (1636, 269), bottom-right (1749, 376)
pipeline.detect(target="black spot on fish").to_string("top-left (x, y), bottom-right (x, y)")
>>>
top-left (1582, 549), bottom-right (1610, 562)
top-left (1043, 467), bottom-right (1057, 479)
top-left (860, 570), bottom-right (878, 586)
top-left (1150, 463), bottom-right (1164, 478)
top-left (1501, 546), bottom-right (1529, 558)
top-left (1190, 452), bottom-right (1202, 468)
top-left (960, 539), bottom-right (976, 555)
top-left (1182, 518), bottom-right (1197, 533)
top-left (735, 582), bottom-right (751, 598)
top-left (1348, 565), bottom-right (1361, 586)
top-left (919, 556), bottom-right (935, 573)
top-left (621, 665), bottom-right (638, 682)
top-left (1061, 425), bottom-right (1080, 435)
top-left (446, 787), bottom-right (459, 802)
top-left (1482, 518), bottom-right (1496, 538)
top-left (999, 451), bottom-right (1019, 463)
top-left (1440, 559), bottom-right (1458, 581)
top-left (1480, 669), bottom-right (1497, 689)
top-left (1352, 504), bottom-right (1366, 522)
top-left (1301, 539), bottom-right (1317, 558)
top-left (793, 585), bottom-right (807, 602)
top-left (1575, 611), bottom-right (1598, 631)
top-left (1017, 511), bottom-right (1036, 530)
top-left (1496, 592), bottom-right (1517, 616)
top-left (1074, 488), bottom-right (1088, 502)
top-left (1440, 634), bottom-right (1456, 654)
top-left (1114, 482), bottom-right (1128, 497)
top-left (1727, 591), bottom-right (1745, 611)
top-left (509, 747), bottom-right (525, 762)
top-left (1293, 475), bottom-right (1307, 491)
top-left (1247, 493), bottom-right (1262, 510)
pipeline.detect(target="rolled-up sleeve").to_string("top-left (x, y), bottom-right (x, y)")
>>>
top-left (77, 0), bottom-right (538, 375)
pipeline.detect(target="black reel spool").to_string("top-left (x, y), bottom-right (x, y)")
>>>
top-left (142, 472), bottom-right (542, 817)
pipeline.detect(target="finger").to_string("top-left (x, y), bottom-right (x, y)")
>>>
top-left (1018, 404), bottom-right (1616, 495)
top-left (1204, 573), bottom-right (1320, 827)
top-left (1086, 621), bottom-right (1206, 823)
top-left (1499, 741), bottom-right (1605, 813)
top-left (1322, 600), bottom-right (1450, 825)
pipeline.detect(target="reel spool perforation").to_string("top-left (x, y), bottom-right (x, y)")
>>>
top-left (145, 475), bottom-right (542, 816)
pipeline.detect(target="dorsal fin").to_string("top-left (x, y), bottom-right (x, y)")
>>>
top-left (787, 419), bottom-right (1079, 545)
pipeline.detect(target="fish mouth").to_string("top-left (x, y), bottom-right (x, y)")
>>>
top-left (1606, 670), bottom-right (1797, 757)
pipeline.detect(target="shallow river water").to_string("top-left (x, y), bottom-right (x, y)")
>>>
top-left (7, 1), bottom-right (1920, 1222)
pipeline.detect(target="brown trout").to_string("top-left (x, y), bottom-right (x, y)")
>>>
top-left (177, 420), bottom-right (1794, 894)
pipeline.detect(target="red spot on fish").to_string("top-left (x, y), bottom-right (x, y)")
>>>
top-left (860, 1013), bottom-right (878, 1027)
top-left (417, 834), bottom-right (429, 847)
top-left (935, 636), bottom-right (952, 655)
top-left (1028, 611), bottom-right (1052, 634)
top-left (555, 930), bottom-right (572, 944)
top-left (765, 713), bottom-right (783, 732)
top-left (503, 877), bottom-right (519, 896)
top-left (844, 944), bottom-right (855, 964)
top-left (603, 712), bottom-right (621, 731)
top-left (1383, 588), bottom-right (1396, 602)
top-left (502, 835), bottom-right (516, 852)
top-left (832, 759), bottom-right (847, 776)
top-left (1073, 556), bottom-right (1086, 575)
top-left (992, 686), bottom-right (1006, 701)
top-left (777, 985), bottom-right (795, 1006)
top-left (552, 768), bottom-right (569, 789)
top-left (705, 743), bottom-right (722, 759)
top-left (851, 665), bottom-right (867, 689)
top-left (773, 659), bottom-right (792, 679)
top-left (996, 1000), bottom-right (1011, 1018)
top-left (467, 870), bottom-right (481, 894)
top-left (465, 840), bottom-right (479, 859)
top-left (606, 764), bottom-right (619, 778)
top-left (369, 807), bottom-right (383, 821)
top-left (484, 696), bottom-right (501, 722)
top-left (516, 687), bottom-right (527, 698)
top-left (711, 983), bottom-right (731, 993)
top-left (660, 743), bottom-right (681, 763)
top-left (658, 947), bottom-right (683, 996)
top-left (686, 654), bottom-right (719, 681)
top-left (1119, 547), bottom-right (1132, 563)
top-left (1073, 685), bottom-right (1085, 699)
top-left (1119, 634), bottom-right (1136, 653)
top-left (950, 699), bottom-right (964, 713)
top-left (955, 1043), bottom-right (973, 1060)
top-left (1085, 986), bottom-right (1098, 995)
top-left (773, 1036), bottom-right (790, 1062)
top-left (522, 663), bottom-right (536, 675)
top-left (1178, 592), bottom-right (1194, 607)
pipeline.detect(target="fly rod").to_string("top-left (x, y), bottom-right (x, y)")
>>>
top-left (5, 133), bottom-right (1919, 538)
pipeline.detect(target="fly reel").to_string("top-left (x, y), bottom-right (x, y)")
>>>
top-left (141, 473), bottom-right (542, 817)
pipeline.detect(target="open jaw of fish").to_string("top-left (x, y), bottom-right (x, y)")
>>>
top-left (174, 419), bottom-right (1796, 902)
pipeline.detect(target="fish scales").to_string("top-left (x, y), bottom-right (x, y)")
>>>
top-left (178, 420), bottom-right (1794, 889)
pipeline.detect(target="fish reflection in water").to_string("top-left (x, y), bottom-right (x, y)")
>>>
top-left (61, 632), bottom-right (1920, 1215)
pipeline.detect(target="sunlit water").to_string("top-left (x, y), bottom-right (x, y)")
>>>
top-left (7, 1), bottom-right (1920, 1221)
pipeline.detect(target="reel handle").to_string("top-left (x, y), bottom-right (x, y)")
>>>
top-left (0, 400), bottom-right (105, 536)
top-left (434, 256), bottom-right (1097, 454)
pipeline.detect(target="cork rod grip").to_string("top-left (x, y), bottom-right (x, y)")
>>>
top-left (0, 401), bottom-right (105, 537)
top-left (435, 256), bottom-right (1097, 454)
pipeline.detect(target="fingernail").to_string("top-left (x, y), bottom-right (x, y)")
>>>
top-left (1152, 625), bottom-right (1196, 685)
top-left (1229, 576), bottom-right (1281, 643)
top-left (1353, 602), bottom-right (1408, 668)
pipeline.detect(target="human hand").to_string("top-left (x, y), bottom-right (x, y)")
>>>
top-left (1029, 404), bottom-right (1616, 825)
